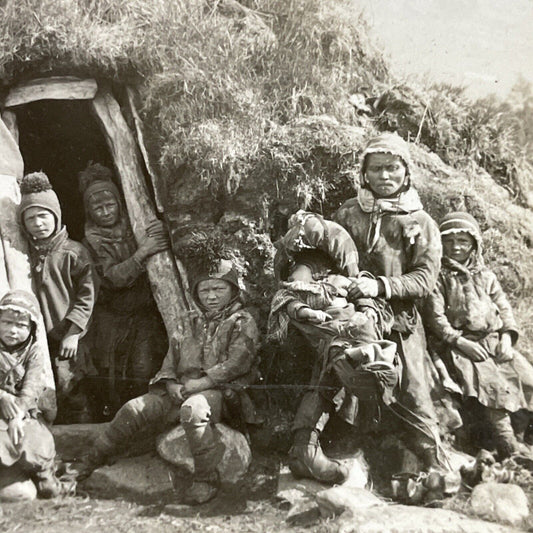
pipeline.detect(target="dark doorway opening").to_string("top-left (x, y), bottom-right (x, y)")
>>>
top-left (15, 99), bottom-right (115, 241)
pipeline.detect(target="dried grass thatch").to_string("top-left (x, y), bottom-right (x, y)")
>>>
top-left (1, 0), bottom-right (533, 359)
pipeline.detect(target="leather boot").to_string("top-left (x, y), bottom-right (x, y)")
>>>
top-left (288, 428), bottom-right (348, 484)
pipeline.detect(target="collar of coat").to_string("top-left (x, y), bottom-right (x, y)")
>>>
top-left (28, 225), bottom-right (69, 255)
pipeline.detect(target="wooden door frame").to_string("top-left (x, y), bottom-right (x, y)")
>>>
top-left (2, 76), bottom-right (191, 340)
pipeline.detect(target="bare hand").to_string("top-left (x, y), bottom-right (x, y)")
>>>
top-left (8, 416), bottom-right (24, 447)
top-left (456, 337), bottom-right (489, 362)
top-left (166, 382), bottom-right (184, 404)
top-left (0, 393), bottom-right (22, 419)
top-left (136, 234), bottom-right (169, 261)
top-left (495, 333), bottom-right (513, 363)
top-left (348, 278), bottom-right (379, 300)
top-left (59, 333), bottom-right (79, 359)
top-left (183, 376), bottom-right (214, 397)
top-left (297, 308), bottom-right (332, 324)
top-left (145, 219), bottom-right (167, 238)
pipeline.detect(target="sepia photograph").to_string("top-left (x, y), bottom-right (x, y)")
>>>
top-left (0, 0), bottom-right (532, 531)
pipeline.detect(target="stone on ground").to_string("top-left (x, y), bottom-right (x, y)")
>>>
top-left (470, 482), bottom-right (529, 527)
top-left (0, 465), bottom-right (37, 502)
top-left (156, 423), bottom-right (251, 486)
top-left (336, 505), bottom-right (523, 533)
top-left (52, 423), bottom-right (108, 461)
top-left (82, 452), bottom-right (174, 501)
top-left (316, 486), bottom-right (384, 518)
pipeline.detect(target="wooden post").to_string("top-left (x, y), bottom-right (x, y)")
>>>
top-left (91, 86), bottom-right (190, 339)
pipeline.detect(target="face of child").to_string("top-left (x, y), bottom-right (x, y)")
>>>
top-left (364, 153), bottom-right (407, 198)
top-left (442, 232), bottom-right (476, 264)
top-left (197, 279), bottom-right (234, 312)
top-left (0, 310), bottom-right (32, 347)
top-left (288, 264), bottom-right (314, 283)
top-left (88, 191), bottom-right (119, 228)
top-left (23, 207), bottom-right (56, 240)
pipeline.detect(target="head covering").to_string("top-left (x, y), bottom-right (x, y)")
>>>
top-left (439, 211), bottom-right (483, 265)
top-left (360, 132), bottom-right (412, 189)
top-left (18, 172), bottom-right (62, 232)
top-left (79, 163), bottom-right (121, 215)
top-left (78, 163), bottom-right (132, 254)
top-left (274, 210), bottom-right (359, 281)
top-left (191, 257), bottom-right (240, 295)
top-left (0, 290), bottom-right (40, 332)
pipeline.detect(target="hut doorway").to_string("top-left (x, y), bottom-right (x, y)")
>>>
top-left (15, 99), bottom-right (115, 241)
top-left (1, 76), bottom-right (191, 354)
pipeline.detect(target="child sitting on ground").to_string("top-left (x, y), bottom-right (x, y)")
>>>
top-left (0, 290), bottom-right (72, 501)
top-left (425, 211), bottom-right (533, 458)
top-left (18, 172), bottom-right (97, 423)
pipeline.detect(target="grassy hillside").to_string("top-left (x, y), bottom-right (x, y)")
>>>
top-left (1, 0), bottom-right (532, 357)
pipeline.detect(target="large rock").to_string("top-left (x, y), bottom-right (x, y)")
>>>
top-left (336, 505), bottom-right (522, 533)
top-left (83, 452), bottom-right (174, 501)
top-left (470, 482), bottom-right (529, 527)
top-left (52, 423), bottom-right (108, 461)
top-left (156, 423), bottom-right (251, 485)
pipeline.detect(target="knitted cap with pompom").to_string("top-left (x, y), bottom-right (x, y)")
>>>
top-left (18, 172), bottom-right (61, 231)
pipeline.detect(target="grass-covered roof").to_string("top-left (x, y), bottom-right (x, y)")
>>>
top-left (1, 0), bottom-right (533, 357)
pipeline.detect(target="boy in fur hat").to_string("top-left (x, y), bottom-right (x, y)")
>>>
top-left (18, 172), bottom-right (97, 423)
top-left (0, 290), bottom-right (74, 500)
top-left (334, 132), bottom-right (445, 468)
top-left (425, 211), bottom-right (533, 458)
top-left (79, 163), bottom-right (168, 413)
top-left (73, 241), bottom-right (259, 505)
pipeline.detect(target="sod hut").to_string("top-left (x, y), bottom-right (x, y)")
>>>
top-left (1, 0), bottom-right (533, 395)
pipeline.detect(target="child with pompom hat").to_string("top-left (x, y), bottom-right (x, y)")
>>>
top-left (18, 171), bottom-right (97, 423)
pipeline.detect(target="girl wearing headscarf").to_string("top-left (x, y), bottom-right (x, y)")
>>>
top-left (334, 132), bottom-right (444, 468)
top-left (425, 212), bottom-right (533, 458)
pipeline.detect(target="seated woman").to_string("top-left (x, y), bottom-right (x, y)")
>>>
top-left (0, 290), bottom-right (71, 500)
top-left (424, 211), bottom-right (533, 459)
top-left (268, 211), bottom-right (397, 484)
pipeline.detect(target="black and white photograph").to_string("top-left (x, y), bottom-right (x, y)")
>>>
top-left (0, 0), bottom-right (532, 531)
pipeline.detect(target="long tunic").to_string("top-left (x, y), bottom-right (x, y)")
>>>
top-left (334, 194), bottom-right (442, 437)
top-left (425, 258), bottom-right (533, 412)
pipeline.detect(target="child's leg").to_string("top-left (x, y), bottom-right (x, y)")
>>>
top-left (73, 391), bottom-right (178, 481)
top-left (15, 418), bottom-right (66, 498)
top-left (486, 407), bottom-right (522, 459)
top-left (180, 391), bottom-right (224, 505)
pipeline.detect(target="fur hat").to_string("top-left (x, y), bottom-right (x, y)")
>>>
top-left (0, 290), bottom-right (40, 332)
top-left (78, 163), bottom-right (121, 214)
top-left (18, 172), bottom-right (62, 230)
top-left (360, 132), bottom-right (412, 188)
top-left (176, 232), bottom-right (243, 307)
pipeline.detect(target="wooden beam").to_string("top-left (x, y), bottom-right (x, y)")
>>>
top-left (125, 87), bottom-right (165, 213)
top-left (91, 86), bottom-right (191, 340)
top-left (5, 77), bottom-right (98, 108)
